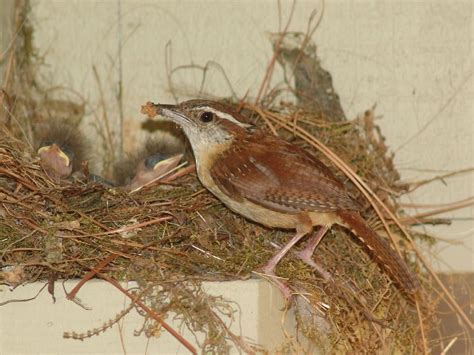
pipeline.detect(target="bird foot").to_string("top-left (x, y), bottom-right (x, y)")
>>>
top-left (295, 250), bottom-right (333, 282)
top-left (296, 250), bottom-right (372, 307)
top-left (259, 266), bottom-right (294, 307)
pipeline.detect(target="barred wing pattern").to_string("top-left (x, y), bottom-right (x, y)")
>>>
top-left (210, 132), bottom-right (359, 214)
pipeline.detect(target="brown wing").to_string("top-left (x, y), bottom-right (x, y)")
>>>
top-left (211, 132), bottom-right (359, 213)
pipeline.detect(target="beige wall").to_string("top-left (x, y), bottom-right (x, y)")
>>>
top-left (0, 280), bottom-right (297, 354)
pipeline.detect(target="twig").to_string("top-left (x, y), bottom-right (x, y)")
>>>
top-left (130, 161), bottom-right (189, 194)
top-left (59, 215), bottom-right (173, 239)
top-left (287, 2), bottom-right (325, 84)
top-left (92, 65), bottom-right (115, 164)
top-left (66, 254), bottom-right (118, 300)
top-left (0, 283), bottom-right (48, 306)
top-left (116, 0), bottom-right (124, 162)
top-left (440, 336), bottom-right (458, 355)
top-left (396, 72), bottom-right (472, 152)
top-left (405, 167), bottom-right (474, 192)
top-left (0, 167), bottom-right (38, 191)
top-left (415, 298), bottom-right (428, 354)
top-left (1, 2), bottom-right (28, 90)
top-left (400, 197), bottom-right (474, 221)
top-left (99, 274), bottom-right (197, 354)
top-left (254, 0), bottom-right (296, 105)
top-left (161, 164), bottom-right (196, 183)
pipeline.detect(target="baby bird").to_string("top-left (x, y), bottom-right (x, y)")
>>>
top-left (37, 143), bottom-right (74, 180)
top-left (114, 139), bottom-right (184, 191)
top-left (36, 120), bottom-right (87, 181)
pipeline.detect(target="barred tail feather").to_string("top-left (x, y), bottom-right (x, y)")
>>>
top-left (337, 210), bottom-right (420, 297)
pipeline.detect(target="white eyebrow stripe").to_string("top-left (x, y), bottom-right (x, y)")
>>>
top-left (193, 106), bottom-right (251, 128)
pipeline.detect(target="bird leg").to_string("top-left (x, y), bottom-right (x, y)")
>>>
top-left (295, 226), bottom-right (371, 307)
top-left (295, 226), bottom-right (332, 281)
top-left (261, 221), bottom-right (311, 301)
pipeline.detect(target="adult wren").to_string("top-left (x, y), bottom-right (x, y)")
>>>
top-left (141, 100), bottom-right (420, 300)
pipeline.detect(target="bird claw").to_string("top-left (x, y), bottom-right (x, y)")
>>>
top-left (259, 266), bottom-right (294, 308)
top-left (295, 250), bottom-right (333, 282)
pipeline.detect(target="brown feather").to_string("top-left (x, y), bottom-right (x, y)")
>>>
top-left (337, 210), bottom-right (420, 296)
top-left (211, 131), bottom-right (359, 213)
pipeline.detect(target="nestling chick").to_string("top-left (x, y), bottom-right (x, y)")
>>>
top-left (114, 139), bottom-right (184, 191)
top-left (36, 120), bottom-right (88, 181)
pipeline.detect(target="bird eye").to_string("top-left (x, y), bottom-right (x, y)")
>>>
top-left (199, 111), bottom-right (214, 123)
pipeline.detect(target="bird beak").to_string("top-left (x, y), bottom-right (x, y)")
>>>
top-left (37, 144), bottom-right (71, 167)
top-left (128, 153), bottom-right (184, 192)
top-left (149, 104), bottom-right (191, 126)
top-left (151, 154), bottom-right (183, 176)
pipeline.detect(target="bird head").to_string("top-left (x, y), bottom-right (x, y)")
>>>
top-left (147, 100), bottom-right (251, 156)
top-left (37, 143), bottom-right (73, 179)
